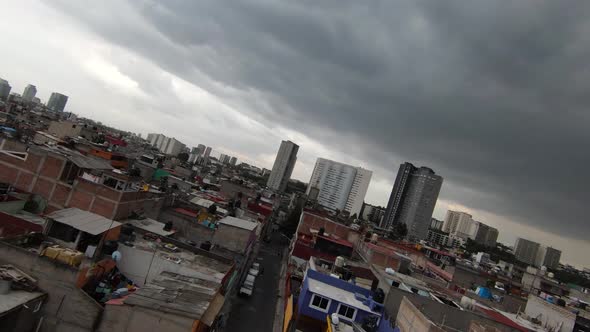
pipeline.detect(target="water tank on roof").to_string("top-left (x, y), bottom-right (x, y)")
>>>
top-left (371, 233), bottom-right (378, 243)
top-left (385, 267), bottom-right (395, 275)
top-left (335, 256), bottom-right (345, 268)
top-left (373, 288), bottom-right (385, 304)
top-left (331, 313), bottom-right (340, 325)
top-left (548, 272), bottom-right (555, 279)
top-left (460, 296), bottom-right (476, 310)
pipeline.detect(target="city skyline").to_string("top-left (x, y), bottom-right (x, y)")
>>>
top-left (1, 1), bottom-right (588, 267)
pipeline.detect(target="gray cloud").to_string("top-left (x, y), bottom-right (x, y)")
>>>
top-left (43, 1), bottom-right (590, 251)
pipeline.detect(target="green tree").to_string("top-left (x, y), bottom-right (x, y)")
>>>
top-left (387, 222), bottom-right (408, 241)
top-left (177, 152), bottom-right (189, 163)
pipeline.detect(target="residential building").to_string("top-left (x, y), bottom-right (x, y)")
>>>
top-left (22, 84), bottom-right (37, 102)
top-left (306, 158), bottom-right (372, 216)
top-left (514, 238), bottom-right (540, 266)
top-left (267, 140), bottom-right (299, 192)
top-left (382, 163), bottom-right (442, 240)
top-left (146, 133), bottom-right (155, 143)
top-left (535, 246), bottom-right (561, 269)
top-left (473, 223), bottom-right (499, 247)
top-left (47, 121), bottom-right (82, 139)
top-left (203, 146), bottom-right (212, 159)
top-left (442, 210), bottom-right (474, 235)
top-left (295, 258), bottom-right (383, 330)
top-left (0, 78), bottom-right (10, 101)
top-left (47, 92), bottom-right (68, 112)
top-left (430, 218), bottom-right (444, 231)
top-left (196, 144), bottom-right (206, 155)
top-left (148, 134), bottom-right (186, 156)
top-left (361, 203), bottom-right (385, 225)
top-left (229, 156), bottom-right (237, 166)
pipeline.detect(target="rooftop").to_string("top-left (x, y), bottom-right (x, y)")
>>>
top-left (0, 290), bottom-right (46, 314)
top-left (217, 216), bottom-right (258, 231)
top-left (308, 277), bottom-right (380, 316)
top-left (125, 218), bottom-right (175, 237)
top-left (47, 208), bottom-right (121, 235)
top-left (122, 271), bottom-right (224, 322)
top-left (125, 237), bottom-right (232, 283)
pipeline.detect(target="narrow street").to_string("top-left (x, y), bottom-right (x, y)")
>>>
top-left (225, 231), bottom-right (288, 332)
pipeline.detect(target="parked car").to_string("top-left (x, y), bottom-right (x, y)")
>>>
top-left (240, 274), bottom-right (257, 297)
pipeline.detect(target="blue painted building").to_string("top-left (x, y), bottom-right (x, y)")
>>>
top-left (296, 261), bottom-right (383, 329)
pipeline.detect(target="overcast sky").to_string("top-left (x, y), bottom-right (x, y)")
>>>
top-left (1, 0), bottom-right (589, 267)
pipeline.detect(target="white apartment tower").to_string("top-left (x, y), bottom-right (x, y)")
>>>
top-left (514, 238), bottom-right (541, 266)
top-left (22, 84), bottom-right (37, 102)
top-left (267, 140), bottom-right (299, 192)
top-left (306, 158), bottom-right (372, 216)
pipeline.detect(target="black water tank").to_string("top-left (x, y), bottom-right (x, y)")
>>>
top-left (103, 241), bottom-right (119, 255)
top-left (373, 288), bottom-right (385, 304)
top-left (200, 241), bottom-right (212, 251)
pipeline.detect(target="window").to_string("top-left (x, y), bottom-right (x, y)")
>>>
top-left (309, 294), bottom-right (331, 313)
top-left (337, 303), bottom-right (357, 321)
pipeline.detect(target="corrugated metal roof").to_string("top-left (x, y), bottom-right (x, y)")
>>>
top-left (123, 271), bottom-right (223, 320)
top-left (217, 216), bottom-right (258, 231)
top-left (47, 208), bottom-right (121, 235)
top-left (68, 154), bottom-right (113, 170)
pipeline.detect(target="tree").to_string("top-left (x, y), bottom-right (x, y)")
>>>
top-left (177, 152), bottom-right (189, 163)
top-left (387, 222), bottom-right (408, 241)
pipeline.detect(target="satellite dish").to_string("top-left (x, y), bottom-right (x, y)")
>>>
top-left (111, 250), bottom-right (122, 262)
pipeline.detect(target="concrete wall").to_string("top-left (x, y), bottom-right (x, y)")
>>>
top-left (160, 209), bottom-right (215, 244)
top-left (396, 297), bottom-right (445, 332)
top-left (48, 121), bottom-right (82, 139)
top-left (212, 223), bottom-right (255, 254)
top-left (524, 295), bottom-right (575, 332)
top-left (0, 241), bottom-right (103, 332)
top-left (98, 303), bottom-right (193, 332)
top-left (383, 284), bottom-right (520, 332)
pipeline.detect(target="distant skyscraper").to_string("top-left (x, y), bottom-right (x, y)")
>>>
top-left (267, 140), bottom-right (299, 192)
top-left (306, 158), bottom-right (372, 216)
top-left (535, 246), bottom-right (561, 269)
top-left (443, 210), bottom-right (474, 236)
top-left (0, 79), bottom-right (11, 101)
top-left (22, 84), bottom-right (37, 102)
top-left (203, 147), bottom-right (212, 159)
top-left (382, 162), bottom-right (443, 240)
top-left (47, 92), bottom-right (69, 112)
top-left (430, 218), bottom-right (444, 231)
top-left (229, 156), bottom-right (237, 166)
top-left (514, 238), bottom-right (540, 266)
top-left (197, 144), bottom-right (206, 155)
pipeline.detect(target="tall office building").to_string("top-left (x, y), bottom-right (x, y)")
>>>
top-left (535, 246), bottom-right (561, 269)
top-left (163, 138), bottom-right (186, 156)
top-left (197, 144), bottom-right (206, 155)
top-left (382, 163), bottom-right (443, 240)
top-left (306, 158), bottom-right (372, 216)
top-left (514, 238), bottom-right (540, 266)
top-left (229, 156), bottom-right (237, 166)
top-left (47, 92), bottom-right (69, 112)
top-left (473, 223), bottom-right (499, 248)
top-left (443, 210), bottom-right (474, 235)
top-left (267, 140), bottom-right (299, 192)
top-left (0, 79), bottom-right (11, 101)
top-left (22, 84), bottom-right (37, 102)
top-left (203, 147), bottom-right (212, 159)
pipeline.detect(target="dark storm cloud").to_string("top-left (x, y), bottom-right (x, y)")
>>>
top-left (49, 0), bottom-right (590, 242)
